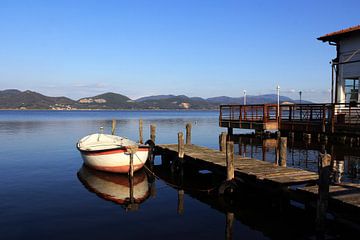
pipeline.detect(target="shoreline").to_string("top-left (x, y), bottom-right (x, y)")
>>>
top-left (0, 108), bottom-right (219, 112)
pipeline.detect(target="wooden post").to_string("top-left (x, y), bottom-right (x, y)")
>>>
top-left (150, 124), bottom-right (156, 143)
top-left (178, 132), bottom-right (184, 158)
top-left (111, 119), bottom-right (116, 135)
top-left (317, 133), bottom-right (321, 142)
top-left (275, 139), bottom-right (279, 166)
top-left (339, 136), bottom-right (346, 144)
top-left (185, 123), bottom-right (192, 145)
top-left (226, 141), bottom-right (234, 181)
top-left (238, 136), bottom-right (243, 156)
top-left (129, 153), bottom-right (134, 178)
top-left (139, 119), bottom-right (143, 144)
top-left (127, 146), bottom-right (138, 177)
top-left (129, 170), bottom-right (134, 209)
top-left (289, 132), bottom-right (295, 140)
top-left (276, 131), bottom-right (281, 139)
top-left (321, 134), bottom-right (328, 143)
top-left (225, 212), bottom-right (234, 240)
top-left (279, 137), bottom-right (287, 167)
top-left (316, 154), bottom-right (331, 232)
top-left (177, 189), bottom-right (184, 215)
top-left (219, 132), bottom-right (227, 153)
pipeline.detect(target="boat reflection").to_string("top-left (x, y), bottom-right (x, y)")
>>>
top-left (77, 165), bottom-right (150, 210)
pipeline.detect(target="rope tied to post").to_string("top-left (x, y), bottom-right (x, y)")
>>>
top-left (125, 145), bottom-right (139, 154)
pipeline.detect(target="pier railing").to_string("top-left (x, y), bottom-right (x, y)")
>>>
top-left (219, 104), bottom-right (279, 130)
top-left (220, 103), bottom-right (360, 134)
top-left (279, 104), bottom-right (331, 133)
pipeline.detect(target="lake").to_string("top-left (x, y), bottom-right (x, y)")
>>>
top-left (0, 110), bottom-right (358, 239)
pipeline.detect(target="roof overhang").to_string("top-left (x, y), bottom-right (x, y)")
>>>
top-left (317, 25), bottom-right (360, 43)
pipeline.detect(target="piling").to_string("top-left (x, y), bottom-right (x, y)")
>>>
top-left (339, 136), bottom-right (346, 144)
top-left (150, 124), bottom-right (156, 143)
top-left (127, 146), bottom-right (138, 178)
top-left (129, 152), bottom-right (134, 178)
top-left (129, 171), bottom-right (134, 208)
top-left (226, 141), bottom-right (235, 181)
top-left (279, 137), bottom-right (287, 167)
top-left (177, 189), bottom-right (184, 215)
top-left (275, 140), bottom-right (279, 166)
top-left (321, 134), bottom-right (328, 143)
top-left (303, 133), bottom-right (311, 142)
top-left (219, 132), bottom-right (227, 153)
top-left (111, 119), bottom-right (116, 135)
top-left (289, 132), bottom-right (295, 141)
top-left (178, 132), bottom-right (184, 159)
top-left (316, 153), bottom-right (331, 232)
top-left (317, 133), bottom-right (321, 142)
top-left (225, 212), bottom-right (234, 240)
top-left (350, 137), bottom-right (356, 146)
top-left (276, 131), bottom-right (281, 139)
top-left (139, 119), bottom-right (143, 144)
top-left (185, 123), bottom-right (192, 145)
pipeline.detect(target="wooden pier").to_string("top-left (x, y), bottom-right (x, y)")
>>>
top-left (155, 143), bottom-right (360, 226)
top-left (156, 144), bottom-right (318, 186)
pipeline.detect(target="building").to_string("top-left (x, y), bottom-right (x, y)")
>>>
top-left (220, 25), bottom-right (360, 136)
top-left (318, 25), bottom-right (360, 106)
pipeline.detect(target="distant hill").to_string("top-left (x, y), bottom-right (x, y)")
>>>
top-left (0, 89), bottom-right (312, 110)
top-left (138, 95), bottom-right (215, 109)
top-left (207, 94), bottom-right (311, 104)
top-left (135, 95), bottom-right (178, 102)
top-left (0, 89), bottom-right (76, 109)
top-left (78, 92), bottom-right (135, 109)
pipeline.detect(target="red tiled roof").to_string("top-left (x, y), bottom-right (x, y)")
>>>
top-left (318, 25), bottom-right (360, 42)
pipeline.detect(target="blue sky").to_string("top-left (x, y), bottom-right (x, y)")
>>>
top-left (0, 0), bottom-right (359, 102)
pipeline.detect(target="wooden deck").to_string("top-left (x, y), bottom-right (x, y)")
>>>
top-left (297, 183), bottom-right (360, 210)
top-left (156, 143), bottom-right (360, 224)
top-left (156, 144), bottom-right (318, 186)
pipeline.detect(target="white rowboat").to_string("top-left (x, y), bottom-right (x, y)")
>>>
top-left (77, 133), bottom-right (150, 173)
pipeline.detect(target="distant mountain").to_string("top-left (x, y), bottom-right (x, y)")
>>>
top-left (135, 95), bottom-right (177, 102)
top-left (78, 92), bottom-right (134, 109)
top-left (138, 95), bottom-right (215, 109)
top-left (0, 89), bottom-right (76, 109)
top-left (207, 96), bottom-right (242, 104)
top-left (0, 89), bottom-right (312, 110)
top-left (207, 94), bottom-right (311, 104)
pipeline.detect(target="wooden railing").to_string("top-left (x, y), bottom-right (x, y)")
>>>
top-left (220, 104), bottom-right (278, 123)
top-left (220, 103), bottom-right (360, 134)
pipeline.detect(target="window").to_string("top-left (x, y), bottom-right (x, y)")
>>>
top-left (345, 78), bottom-right (360, 104)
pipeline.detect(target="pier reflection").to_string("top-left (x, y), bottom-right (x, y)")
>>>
top-left (154, 155), bottom-right (359, 239)
top-left (230, 134), bottom-right (360, 183)
top-left (77, 166), bottom-right (150, 211)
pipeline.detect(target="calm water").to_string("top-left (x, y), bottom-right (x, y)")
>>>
top-left (0, 110), bottom-right (358, 239)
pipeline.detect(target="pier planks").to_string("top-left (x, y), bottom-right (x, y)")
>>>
top-left (156, 144), bottom-right (318, 186)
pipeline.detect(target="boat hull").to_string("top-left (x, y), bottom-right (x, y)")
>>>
top-left (79, 147), bottom-right (149, 173)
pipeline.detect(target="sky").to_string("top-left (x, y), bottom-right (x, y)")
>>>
top-left (0, 0), bottom-right (359, 102)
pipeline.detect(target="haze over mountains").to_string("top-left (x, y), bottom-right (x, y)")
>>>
top-left (0, 89), bottom-right (310, 110)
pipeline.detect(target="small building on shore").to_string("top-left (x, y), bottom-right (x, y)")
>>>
top-left (318, 25), bottom-right (360, 106)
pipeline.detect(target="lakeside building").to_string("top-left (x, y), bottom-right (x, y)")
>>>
top-left (220, 25), bottom-right (360, 136)
top-left (318, 25), bottom-right (360, 106)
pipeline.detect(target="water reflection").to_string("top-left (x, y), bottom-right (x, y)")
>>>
top-left (230, 134), bottom-right (360, 183)
top-left (154, 155), bottom-right (360, 239)
top-left (77, 166), bottom-right (150, 210)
